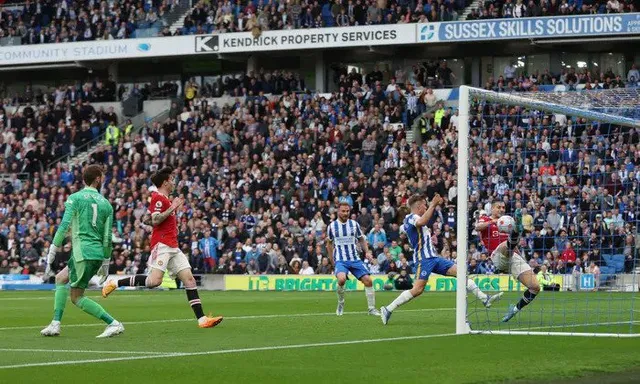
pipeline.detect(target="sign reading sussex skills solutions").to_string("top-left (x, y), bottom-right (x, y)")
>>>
top-left (224, 274), bottom-right (560, 292)
top-left (417, 13), bottom-right (640, 43)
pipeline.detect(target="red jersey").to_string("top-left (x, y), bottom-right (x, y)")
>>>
top-left (149, 192), bottom-right (178, 248)
top-left (478, 215), bottom-right (508, 253)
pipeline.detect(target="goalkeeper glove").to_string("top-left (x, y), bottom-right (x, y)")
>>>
top-left (96, 259), bottom-right (111, 285)
top-left (44, 244), bottom-right (60, 276)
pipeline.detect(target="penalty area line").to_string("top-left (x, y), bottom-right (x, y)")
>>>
top-left (0, 348), bottom-right (168, 355)
top-left (0, 332), bottom-right (456, 370)
top-left (0, 307), bottom-right (455, 331)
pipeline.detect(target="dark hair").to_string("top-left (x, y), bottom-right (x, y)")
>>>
top-left (83, 165), bottom-right (104, 186)
top-left (408, 194), bottom-right (424, 208)
top-left (338, 202), bottom-right (351, 209)
top-left (151, 167), bottom-right (174, 188)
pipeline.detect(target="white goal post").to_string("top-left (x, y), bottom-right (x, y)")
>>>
top-left (455, 85), bottom-right (640, 338)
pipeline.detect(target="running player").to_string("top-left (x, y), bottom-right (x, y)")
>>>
top-left (326, 202), bottom-right (380, 316)
top-left (380, 194), bottom-right (501, 325)
top-left (101, 167), bottom-right (223, 329)
top-left (40, 165), bottom-right (124, 338)
top-left (476, 200), bottom-right (540, 322)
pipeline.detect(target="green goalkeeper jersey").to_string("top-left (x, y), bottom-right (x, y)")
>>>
top-left (53, 187), bottom-right (113, 262)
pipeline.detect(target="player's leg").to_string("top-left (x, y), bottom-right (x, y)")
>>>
top-left (356, 263), bottom-right (379, 315)
top-left (380, 259), bottom-right (431, 325)
top-left (41, 267), bottom-right (70, 336)
top-left (102, 246), bottom-right (166, 297)
top-left (334, 262), bottom-right (348, 316)
top-left (501, 254), bottom-right (540, 323)
top-left (174, 252), bottom-right (223, 328)
top-left (68, 259), bottom-right (124, 338)
top-left (444, 262), bottom-right (503, 308)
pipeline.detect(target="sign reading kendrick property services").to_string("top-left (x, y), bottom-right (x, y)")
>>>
top-left (417, 13), bottom-right (640, 43)
top-left (204, 24), bottom-right (416, 54)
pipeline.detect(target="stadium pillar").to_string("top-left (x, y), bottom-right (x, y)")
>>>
top-left (471, 57), bottom-right (481, 87)
top-left (247, 55), bottom-right (258, 73)
top-left (108, 63), bottom-right (118, 83)
top-left (315, 51), bottom-right (326, 92)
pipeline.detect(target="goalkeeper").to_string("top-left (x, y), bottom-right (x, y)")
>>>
top-left (41, 165), bottom-right (123, 338)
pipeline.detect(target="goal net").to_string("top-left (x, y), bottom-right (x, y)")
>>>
top-left (455, 86), bottom-right (640, 337)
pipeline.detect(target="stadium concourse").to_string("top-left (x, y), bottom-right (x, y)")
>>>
top-left (0, 67), bottom-right (638, 289)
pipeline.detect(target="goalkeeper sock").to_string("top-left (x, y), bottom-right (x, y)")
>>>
top-left (75, 296), bottom-right (115, 324)
top-left (186, 287), bottom-right (205, 320)
top-left (364, 286), bottom-right (375, 309)
top-left (387, 290), bottom-right (414, 312)
top-left (516, 289), bottom-right (537, 311)
top-left (337, 285), bottom-right (345, 303)
top-left (466, 279), bottom-right (488, 302)
top-left (53, 284), bottom-right (69, 322)
top-left (118, 275), bottom-right (148, 287)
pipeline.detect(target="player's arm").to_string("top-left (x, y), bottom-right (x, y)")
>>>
top-left (151, 197), bottom-right (183, 226)
top-left (325, 225), bottom-right (335, 265)
top-left (415, 194), bottom-right (442, 228)
top-left (475, 216), bottom-right (495, 232)
top-left (52, 197), bottom-right (76, 248)
top-left (356, 222), bottom-right (371, 260)
top-left (103, 206), bottom-right (114, 260)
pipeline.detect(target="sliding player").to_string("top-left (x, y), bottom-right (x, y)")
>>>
top-left (40, 165), bottom-right (123, 338)
top-left (476, 201), bottom-right (540, 322)
top-left (326, 202), bottom-right (380, 316)
top-left (101, 167), bottom-right (223, 329)
top-left (380, 194), bottom-right (502, 325)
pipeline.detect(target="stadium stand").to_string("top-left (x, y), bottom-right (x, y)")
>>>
top-left (0, 60), bottom-right (637, 284)
top-left (465, 0), bottom-right (637, 20)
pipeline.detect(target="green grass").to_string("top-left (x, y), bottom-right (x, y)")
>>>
top-left (1, 290), bottom-right (639, 384)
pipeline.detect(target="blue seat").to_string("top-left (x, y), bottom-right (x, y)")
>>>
top-left (612, 255), bottom-right (625, 273)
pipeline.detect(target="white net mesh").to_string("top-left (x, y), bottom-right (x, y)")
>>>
top-left (461, 87), bottom-right (640, 336)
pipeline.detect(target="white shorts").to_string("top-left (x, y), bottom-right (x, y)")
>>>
top-left (491, 248), bottom-right (531, 278)
top-left (149, 243), bottom-right (191, 278)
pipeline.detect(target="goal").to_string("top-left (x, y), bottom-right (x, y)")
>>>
top-left (455, 86), bottom-right (640, 337)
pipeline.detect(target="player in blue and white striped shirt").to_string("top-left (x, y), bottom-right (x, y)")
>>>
top-left (380, 194), bottom-right (502, 325)
top-left (326, 202), bottom-right (380, 317)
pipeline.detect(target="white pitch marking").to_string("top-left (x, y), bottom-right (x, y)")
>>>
top-left (0, 348), bottom-right (167, 355)
top-left (0, 307), bottom-right (455, 331)
top-left (0, 332), bottom-right (457, 370)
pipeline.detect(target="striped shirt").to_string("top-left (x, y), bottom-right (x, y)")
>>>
top-left (403, 213), bottom-right (438, 263)
top-left (327, 219), bottom-right (364, 262)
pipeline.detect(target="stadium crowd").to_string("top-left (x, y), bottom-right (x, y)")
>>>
top-left (0, 65), bottom-right (638, 284)
top-left (467, 0), bottom-right (637, 20)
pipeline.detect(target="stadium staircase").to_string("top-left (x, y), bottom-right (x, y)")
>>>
top-left (50, 110), bottom-right (169, 168)
top-left (169, 0), bottom-right (198, 34)
top-left (458, 0), bottom-right (483, 20)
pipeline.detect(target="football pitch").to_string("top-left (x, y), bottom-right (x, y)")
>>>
top-left (1, 290), bottom-right (640, 384)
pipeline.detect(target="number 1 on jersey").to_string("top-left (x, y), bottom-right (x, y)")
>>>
top-left (91, 203), bottom-right (98, 227)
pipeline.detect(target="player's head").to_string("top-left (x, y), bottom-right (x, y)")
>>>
top-left (83, 164), bottom-right (104, 188)
top-left (490, 200), bottom-right (505, 218)
top-left (337, 202), bottom-right (351, 222)
top-left (408, 194), bottom-right (427, 215)
top-left (151, 167), bottom-right (175, 193)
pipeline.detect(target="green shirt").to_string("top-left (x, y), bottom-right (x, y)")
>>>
top-left (53, 187), bottom-right (113, 261)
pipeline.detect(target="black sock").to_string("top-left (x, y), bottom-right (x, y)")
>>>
top-left (186, 287), bottom-right (205, 319)
top-left (508, 232), bottom-right (520, 253)
top-left (516, 289), bottom-right (537, 311)
top-left (118, 275), bottom-right (147, 287)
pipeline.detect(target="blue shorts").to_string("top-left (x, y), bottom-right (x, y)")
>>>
top-left (335, 260), bottom-right (370, 280)
top-left (415, 257), bottom-right (454, 281)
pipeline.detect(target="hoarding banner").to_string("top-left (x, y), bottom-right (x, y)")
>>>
top-left (417, 13), bottom-right (640, 43)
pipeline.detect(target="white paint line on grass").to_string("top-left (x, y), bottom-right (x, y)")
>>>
top-left (0, 332), bottom-right (457, 370)
top-left (0, 348), bottom-right (167, 355)
top-left (0, 307), bottom-right (455, 332)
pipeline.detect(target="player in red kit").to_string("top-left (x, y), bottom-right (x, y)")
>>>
top-left (102, 167), bottom-right (223, 329)
top-left (475, 201), bottom-right (540, 322)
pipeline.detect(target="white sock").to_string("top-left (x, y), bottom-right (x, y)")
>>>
top-left (467, 279), bottom-right (488, 301)
top-left (51, 320), bottom-right (60, 326)
top-left (197, 316), bottom-right (206, 324)
top-left (365, 286), bottom-right (375, 309)
top-left (337, 285), bottom-right (345, 303)
top-left (387, 290), bottom-right (414, 312)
